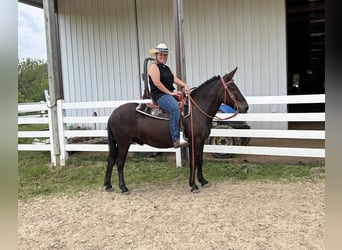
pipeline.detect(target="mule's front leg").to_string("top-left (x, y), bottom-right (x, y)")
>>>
top-left (189, 146), bottom-right (199, 193)
top-left (197, 143), bottom-right (209, 187)
top-left (189, 169), bottom-right (199, 193)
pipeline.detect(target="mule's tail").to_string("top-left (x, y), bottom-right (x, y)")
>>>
top-left (104, 121), bottom-right (118, 191)
top-left (107, 121), bottom-right (118, 162)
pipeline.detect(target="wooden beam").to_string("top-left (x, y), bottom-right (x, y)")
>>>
top-left (173, 0), bottom-right (186, 82)
top-left (173, 0), bottom-right (188, 165)
top-left (43, 0), bottom-right (63, 166)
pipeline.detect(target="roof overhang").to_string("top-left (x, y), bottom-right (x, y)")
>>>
top-left (18, 0), bottom-right (43, 8)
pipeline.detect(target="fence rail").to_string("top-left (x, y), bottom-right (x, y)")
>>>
top-left (18, 95), bottom-right (325, 166)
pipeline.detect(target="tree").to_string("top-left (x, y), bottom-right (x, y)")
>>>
top-left (18, 58), bottom-right (48, 103)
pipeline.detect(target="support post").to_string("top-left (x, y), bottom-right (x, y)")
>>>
top-left (43, 0), bottom-right (63, 166)
top-left (173, 0), bottom-right (186, 81)
top-left (173, 0), bottom-right (188, 166)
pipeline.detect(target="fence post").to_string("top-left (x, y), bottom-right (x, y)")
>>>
top-left (45, 90), bottom-right (57, 166)
top-left (175, 148), bottom-right (182, 167)
top-left (46, 97), bottom-right (56, 166)
top-left (57, 100), bottom-right (67, 166)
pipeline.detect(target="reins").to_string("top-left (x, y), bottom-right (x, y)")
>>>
top-left (187, 76), bottom-right (239, 185)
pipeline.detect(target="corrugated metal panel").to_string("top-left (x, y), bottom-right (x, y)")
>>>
top-left (58, 0), bottom-right (141, 126)
top-left (183, 0), bottom-right (287, 128)
top-left (135, 0), bottom-right (175, 80)
top-left (58, 0), bottom-right (140, 103)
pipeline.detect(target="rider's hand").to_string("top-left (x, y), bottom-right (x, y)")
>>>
top-left (183, 85), bottom-right (191, 96)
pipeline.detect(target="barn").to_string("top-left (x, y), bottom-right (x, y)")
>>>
top-left (19, 0), bottom-right (325, 130)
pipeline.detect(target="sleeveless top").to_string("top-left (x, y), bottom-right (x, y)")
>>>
top-left (149, 63), bottom-right (175, 101)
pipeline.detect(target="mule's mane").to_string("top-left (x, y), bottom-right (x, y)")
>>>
top-left (190, 76), bottom-right (219, 97)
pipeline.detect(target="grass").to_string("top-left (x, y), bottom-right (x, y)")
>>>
top-left (18, 151), bottom-right (324, 201)
top-left (18, 124), bottom-right (49, 144)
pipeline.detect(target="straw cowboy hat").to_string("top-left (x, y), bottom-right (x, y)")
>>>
top-left (149, 43), bottom-right (170, 57)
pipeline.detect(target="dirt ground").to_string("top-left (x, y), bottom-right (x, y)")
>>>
top-left (19, 130), bottom-right (325, 249)
top-left (18, 180), bottom-right (324, 250)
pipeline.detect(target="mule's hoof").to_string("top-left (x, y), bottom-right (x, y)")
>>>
top-left (201, 183), bottom-right (210, 188)
top-left (121, 190), bottom-right (130, 195)
top-left (105, 187), bottom-right (114, 192)
top-left (191, 188), bottom-right (200, 193)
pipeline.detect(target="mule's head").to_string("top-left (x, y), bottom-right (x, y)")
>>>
top-left (221, 67), bottom-right (249, 113)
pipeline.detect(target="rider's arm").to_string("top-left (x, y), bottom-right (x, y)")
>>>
top-left (174, 75), bottom-right (191, 95)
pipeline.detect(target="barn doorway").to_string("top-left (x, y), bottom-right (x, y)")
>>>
top-left (286, 0), bottom-right (325, 129)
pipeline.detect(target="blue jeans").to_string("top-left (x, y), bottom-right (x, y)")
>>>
top-left (156, 94), bottom-right (180, 143)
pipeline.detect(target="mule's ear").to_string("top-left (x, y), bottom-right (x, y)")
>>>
top-left (223, 67), bottom-right (238, 82)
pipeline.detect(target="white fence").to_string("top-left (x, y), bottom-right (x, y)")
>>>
top-left (18, 94), bottom-right (325, 166)
top-left (18, 102), bottom-right (53, 152)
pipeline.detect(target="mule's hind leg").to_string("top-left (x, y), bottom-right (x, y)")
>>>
top-left (116, 145), bottom-right (130, 194)
top-left (104, 155), bottom-right (115, 192)
top-left (117, 160), bottom-right (129, 194)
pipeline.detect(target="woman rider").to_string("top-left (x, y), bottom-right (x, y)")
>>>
top-left (148, 43), bottom-right (190, 148)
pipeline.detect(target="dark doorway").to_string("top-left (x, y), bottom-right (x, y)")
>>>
top-left (286, 0), bottom-right (325, 96)
top-left (286, 0), bottom-right (325, 129)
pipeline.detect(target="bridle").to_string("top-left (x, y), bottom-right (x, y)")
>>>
top-left (187, 76), bottom-right (239, 120)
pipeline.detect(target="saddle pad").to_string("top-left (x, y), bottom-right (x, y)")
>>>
top-left (136, 103), bottom-right (170, 120)
top-left (136, 102), bottom-right (190, 120)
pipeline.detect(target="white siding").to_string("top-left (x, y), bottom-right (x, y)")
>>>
top-left (58, 0), bottom-right (142, 126)
top-left (183, 0), bottom-right (287, 128)
top-left (58, 0), bottom-right (140, 103)
top-left (135, 0), bottom-right (176, 83)
top-left (57, 0), bottom-right (287, 129)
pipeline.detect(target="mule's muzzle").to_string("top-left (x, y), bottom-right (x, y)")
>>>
top-left (237, 103), bottom-right (249, 114)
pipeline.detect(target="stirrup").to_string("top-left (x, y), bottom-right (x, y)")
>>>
top-left (173, 138), bottom-right (189, 148)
